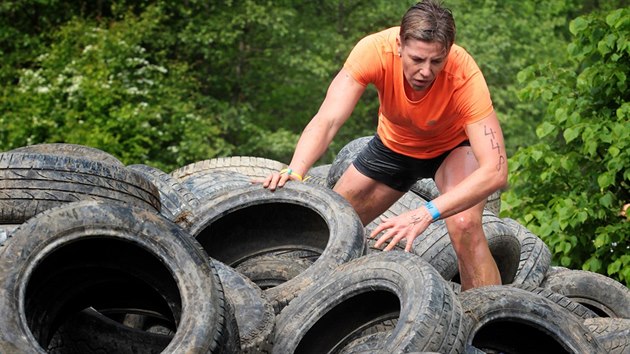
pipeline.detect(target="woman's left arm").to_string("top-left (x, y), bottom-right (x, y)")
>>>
top-left (371, 111), bottom-right (508, 251)
top-left (462, 110), bottom-right (508, 203)
top-left (429, 110), bottom-right (509, 218)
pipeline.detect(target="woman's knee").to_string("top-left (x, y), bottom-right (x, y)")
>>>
top-left (446, 212), bottom-right (482, 235)
top-left (445, 212), bottom-right (485, 252)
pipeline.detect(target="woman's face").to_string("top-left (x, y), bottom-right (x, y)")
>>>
top-left (397, 36), bottom-right (448, 92)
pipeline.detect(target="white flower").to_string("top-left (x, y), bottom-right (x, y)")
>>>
top-left (66, 76), bottom-right (83, 93)
top-left (35, 86), bottom-right (50, 93)
top-left (154, 65), bottom-right (168, 74)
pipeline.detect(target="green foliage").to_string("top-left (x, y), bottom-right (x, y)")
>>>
top-left (164, 0), bottom-right (410, 163)
top-left (0, 6), bottom-right (231, 171)
top-left (503, 7), bottom-right (630, 286)
top-left (3, 0), bottom-right (608, 165)
top-left (449, 0), bottom-right (581, 156)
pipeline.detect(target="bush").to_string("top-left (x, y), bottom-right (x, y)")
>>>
top-left (503, 7), bottom-right (630, 286)
top-left (0, 6), bottom-right (232, 172)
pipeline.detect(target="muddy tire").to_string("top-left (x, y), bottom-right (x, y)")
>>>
top-left (583, 317), bottom-right (630, 354)
top-left (459, 285), bottom-right (606, 353)
top-left (235, 254), bottom-right (314, 290)
top-left (170, 156), bottom-right (287, 182)
top-left (272, 252), bottom-right (465, 354)
top-left (128, 164), bottom-right (199, 228)
top-left (545, 265), bottom-right (571, 276)
top-left (374, 210), bottom-right (520, 286)
top-left (304, 164), bottom-right (331, 187)
top-left (326, 136), bottom-right (372, 189)
top-left (48, 291), bottom-right (241, 354)
top-left (0, 201), bottom-right (230, 353)
top-left (484, 189), bottom-right (502, 215)
top-left (541, 269), bottom-right (630, 318)
top-left (503, 218), bottom-right (552, 287)
top-left (0, 223), bottom-right (19, 247)
top-left (338, 331), bottom-right (390, 354)
top-left (213, 259), bottom-right (275, 353)
top-left (510, 284), bottom-right (598, 320)
top-left (187, 182), bottom-right (366, 314)
top-left (8, 143), bottom-right (123, 166)
top-left (0, 153), bottom-right (161, 224)
top-left (181, 169), bottom-right (252, 201)
top-left (46, 308), bottom-right (173, 353)
top-left (410, 178), bottom-right (441, 202)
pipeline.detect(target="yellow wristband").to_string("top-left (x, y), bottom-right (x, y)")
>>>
top-left (280, 168), bottom-right (303, 181)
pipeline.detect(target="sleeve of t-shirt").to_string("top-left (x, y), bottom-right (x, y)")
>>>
top-left (342, 33), bottom-right (385, 87)
top-left (452, 52), bottom-right (494, 124)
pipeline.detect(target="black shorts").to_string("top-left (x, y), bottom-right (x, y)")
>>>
top-left (352, 134), bottom-right (471, 192)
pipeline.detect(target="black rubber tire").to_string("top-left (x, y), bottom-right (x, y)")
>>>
top-left (459, 285), bottom-right (607, 353)
top-left (181, 169), bottom-right (252, 201)
top-left (0, 201), bottom-right (230, 353)
top-left (369, 207), bottom-right (520, 286)
top-left (8, 143), bottom-right (124, 166)
top-left (48, 280), bottom-right (241, 354)
top-left (46, 308), bottom-right (173, 353)
top-left (96, 308), bottom-right (175, 337)
top-left (486, 190), bottom-right (502, 215)
top-left (170, 156), bottom-right (287, 182)
top-left (127, 164), bottom-right (200, 228)
top-left (544, 265), bottom-right (571, 277)
top-left (409, 178), bottom-right (441, 202)
top-left (503, 218), bottom-right (552, 287)
top-left (0, 223), bottom-right (19, 247)
top-left (509, 284), bottom-right (598, 320)
top-left (47, 293), bottom-right (241, 354)
top-left (326, 136), bottom-right (373, 189)
top-left (339, 320), bottom-right (417, 353)
top-left (338, 331), bottom-right (390, 354)
top-left (583, 317), bottom-right (630, 354)
top-left (187, 182), bottom-right (366, 314)
top-left (0, 153), bottom-right (161, 224)
top-left (213, 259), bottom-right (275, 354)
top-left (272, 251), bottom-right (465, 354)
top-left (235, 254), bottom-right (314, 290)
top-left (304, 164), bottom-right (331, 187)
top-left (541, 269), bottom-right (630, 318)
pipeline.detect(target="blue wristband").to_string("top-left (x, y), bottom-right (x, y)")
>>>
top-left (424, 201), bottom-right (441, 221)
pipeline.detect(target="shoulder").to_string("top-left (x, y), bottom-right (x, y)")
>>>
top-left (354, 27), bottom-right (399, 55)
top-left (442, 44), bottom-right (483, 82)
top-left (441, 45), bottom-right (494, 122)
top-left (344, 27), bottom-right (399, 85)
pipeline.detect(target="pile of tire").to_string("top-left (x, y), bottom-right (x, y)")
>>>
top-left (1, 141), bottom-right (629, 354)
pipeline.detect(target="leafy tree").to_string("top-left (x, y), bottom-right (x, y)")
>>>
top-left (0, 6), bottom-right (231, 171)
top-left (0, 0), bottom-right (589, 166)
top-left (503, 7), bottom-right (630, 285)
top-left (165, 0), bottom-right (411, 164)
top-left (166, 0), bottom-right (312, 164)
top-left (449, 0), bottom-right (573, 156)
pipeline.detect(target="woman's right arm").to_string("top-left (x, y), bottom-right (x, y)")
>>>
top-left (262, 68), bottom-right (366, 190)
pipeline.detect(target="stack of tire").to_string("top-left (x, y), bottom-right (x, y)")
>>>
top-left (0, 141), bottom-right (628, 354)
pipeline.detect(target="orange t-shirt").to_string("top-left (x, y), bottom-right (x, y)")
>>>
top-left (343, 27), bottom-right (494, 158)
